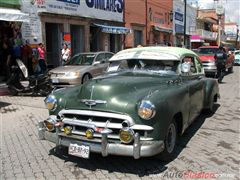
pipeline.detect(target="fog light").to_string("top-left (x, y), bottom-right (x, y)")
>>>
top-left (64, 126), bottom-right (72, 135)
top-left (119, 128), bottom-right (134, 144)
top-left (44, 120), bottom-right (55, 132)
top-left (85, 129), bottom-right (94, 139)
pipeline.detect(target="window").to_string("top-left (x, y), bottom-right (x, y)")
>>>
top-left (182, 56), bottom-right (196, 73)
top-left (95, 53), bottom-right (105, 62)
top-left (134, 30), bottom-right (143, 47)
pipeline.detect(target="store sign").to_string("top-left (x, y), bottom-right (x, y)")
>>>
top-left (175, 12), bottom-right (183, 22)
top-left (57, 0), bottom-right (80, 5)
top-left (36, 0), bottom-right (124, 22)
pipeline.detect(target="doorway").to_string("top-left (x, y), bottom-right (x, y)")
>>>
top-left (70, 25), bottom-right (84, 56)
top-left (45, 23), bottom-right (62, 67)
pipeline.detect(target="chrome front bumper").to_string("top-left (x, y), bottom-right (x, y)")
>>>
top-left (38, 121), bottom-right (164, 159)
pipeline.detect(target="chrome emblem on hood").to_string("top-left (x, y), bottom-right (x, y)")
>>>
top-left (80, 99), bottom-right (107, 106)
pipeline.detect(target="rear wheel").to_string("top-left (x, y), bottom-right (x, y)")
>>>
top-left (82, 74), bottom-right (92, 84)
top-left (158, 120), bottom-right (177, 161)
top-left (8, 87), bottom-right (18, 96)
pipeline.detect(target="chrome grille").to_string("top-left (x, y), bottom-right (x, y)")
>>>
top-left (58, 109), bottom-right (153, 141)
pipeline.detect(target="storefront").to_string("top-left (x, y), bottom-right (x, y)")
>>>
top-left (0, 0), bottom-right (29, 79)
top-left (21, 0), bottom-right (130, 67)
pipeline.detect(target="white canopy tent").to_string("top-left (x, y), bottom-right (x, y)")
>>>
top-left (0, 7), bottom-right (29, 22)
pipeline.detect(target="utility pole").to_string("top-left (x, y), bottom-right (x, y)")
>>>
top-left (216, 4), bottom-right (224, 46)
top-left (236, 25), bottom-right (239, 48)
top-left (183, 0), bottom-right (187, 47)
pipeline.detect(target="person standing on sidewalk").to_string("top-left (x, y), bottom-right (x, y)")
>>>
top-left (37, 43), bottom-right (47, 74)
top-left (61, 43), bottom-right (71, 66)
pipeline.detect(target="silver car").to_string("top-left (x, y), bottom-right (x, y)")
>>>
top-left (49, 52), bottom-right (114, 87)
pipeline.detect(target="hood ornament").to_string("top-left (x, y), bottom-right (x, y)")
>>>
top-left (80, 85), bottom-right (106, 107)
top-left (80, 99), bottom-right (107, 106)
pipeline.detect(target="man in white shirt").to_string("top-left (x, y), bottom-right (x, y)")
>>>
top-left (61, 43), bottom-right (71, 65)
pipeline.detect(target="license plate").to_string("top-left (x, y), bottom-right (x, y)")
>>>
top-left (68, 143), bottom-right (90, 159)
top-left (51, 78), bottom-right (59, 83)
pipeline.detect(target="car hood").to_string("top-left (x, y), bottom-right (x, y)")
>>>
top-left (50, 65), bottom-right (91, 74)
top-left (61, 71), bottom-right (180, 116)
top-left (198, 54), bottom-right (215, 61)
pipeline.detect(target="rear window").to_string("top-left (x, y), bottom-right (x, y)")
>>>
top-left (198, 48), bottom-right (219, 54)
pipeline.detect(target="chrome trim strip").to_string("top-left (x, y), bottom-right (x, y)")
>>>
top-left (59, 109), bottom-right (134, 124)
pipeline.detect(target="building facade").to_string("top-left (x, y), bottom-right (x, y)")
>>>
top-left (146, 0), bottom-right (173, 46)
top-left (173, 0), bottom-right (197, 48)
top-left (21, 0), bottom-right (130, 67)
top-left (124, 0), bottom-right (146, 48)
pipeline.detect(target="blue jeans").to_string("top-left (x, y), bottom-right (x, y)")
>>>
top-left (38, 59), bottom-right (47, 74)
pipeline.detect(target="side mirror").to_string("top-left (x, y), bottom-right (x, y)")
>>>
top-left (181, 62), bottom-right (191, 73)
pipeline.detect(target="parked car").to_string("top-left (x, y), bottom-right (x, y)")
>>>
top-left (197, 46), bottom-right (234, 76)
top-left (39, 47), bottom-right (219, 161)
top-left (49, 52), bottom-right (114, 87)
top-left (234, 50), bottom-right (240, 65)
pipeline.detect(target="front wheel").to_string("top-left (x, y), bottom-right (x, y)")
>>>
top-left (8, 86), bottom-right (18, 96)
top-left (82, 74), bottom-right (92, 84)
top-left (158, 120), bottom-right (177, 161)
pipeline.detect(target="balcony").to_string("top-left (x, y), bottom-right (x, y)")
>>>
top-left (196, 29), bottom-right (218, 40)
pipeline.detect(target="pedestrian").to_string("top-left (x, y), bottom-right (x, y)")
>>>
top-left (214, 46), bottom-right (227, 83)
top-left (1, 39), bottom-right (11, 81)
top-left (37, 43), bottom-right (47, 74)
top-left (22, 40), bottom-right (33, 75)
top-left (61, 43), bottom-right (71, 65)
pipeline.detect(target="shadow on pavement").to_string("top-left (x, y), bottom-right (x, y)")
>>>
top-left (0, 101), bottom-right (11, 108)
top-left (49, 104), bottom-right (220, 177)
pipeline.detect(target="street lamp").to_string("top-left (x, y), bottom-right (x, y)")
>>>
top-left (169, 10), bottom-right (173, 22)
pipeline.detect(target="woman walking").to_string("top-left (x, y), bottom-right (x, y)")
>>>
top-left (37, 43), bottom-right (47, 74)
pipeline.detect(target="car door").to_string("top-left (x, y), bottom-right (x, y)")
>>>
top-left (91, 53), bottom-right (108, 77)
top-left (182, 55), bottom-right (205, 124)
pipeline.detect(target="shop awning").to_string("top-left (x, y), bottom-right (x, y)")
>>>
top-left (152, 25), bottom-right (173, 33)
top-left (93, 23), bottom-right (132, 34)
top-left (0, 7), bottom-right (29, 22)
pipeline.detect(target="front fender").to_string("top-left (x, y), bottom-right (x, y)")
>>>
top-left (143, 84), bottom-right (190, 140)
top-left (203, 78), bottom-right (219, 108)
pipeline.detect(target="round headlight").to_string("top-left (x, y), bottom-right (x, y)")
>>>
top-left (45, 95), bottom-right (57, 111)
top-left (138, 100), bottom-right (156, 120)
top-left (119, 128), bottom-right (134, 144)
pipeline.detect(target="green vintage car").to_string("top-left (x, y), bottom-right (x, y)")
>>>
top-left (39, 47), bottom-right (219, 160)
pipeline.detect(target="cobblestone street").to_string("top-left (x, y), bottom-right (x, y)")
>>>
top-left (0, 67), bottom-right (240, 180)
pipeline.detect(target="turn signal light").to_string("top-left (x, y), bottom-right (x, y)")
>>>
top-left (119, 128), bottom-right (134, 144)
top-left (64, 126), bottom-right (72, 135)
top-left (85, 129), bottom-right (94, 139)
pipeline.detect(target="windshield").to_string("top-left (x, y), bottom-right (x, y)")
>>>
top-left (65, 54), bottom-right (96, 65)
top-left (198, 48), bottom-right (219, 55)
top-left (107, 59), bottom-right (180, 75)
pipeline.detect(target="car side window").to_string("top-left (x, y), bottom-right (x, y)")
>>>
top-left (105, 53), bottom-right (113, 62)
top-left (182, 56), bottom-right (197, 74)
top-left (95, 54), bottom-right (106, 63)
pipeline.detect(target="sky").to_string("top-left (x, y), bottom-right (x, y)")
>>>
top-left (187, 0), bottom-right (240, 26)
